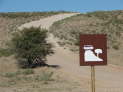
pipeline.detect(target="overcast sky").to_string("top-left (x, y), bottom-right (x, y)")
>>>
top-left (0, 0), bottom-right (123, 12)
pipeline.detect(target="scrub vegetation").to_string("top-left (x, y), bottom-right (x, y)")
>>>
top-left (0, 11), bottom-right (69, 48)
top-left (11, 27), bottom-right (53, 68)
top-left (50, 10), bottom-right (123, 66)
top-left (0, 12), bottom-right (83, 92)
top-left (0, 67), bottom-right (82, 92)
top-left (50, 10), bottom-right (123, 50)
top-left (0, 11), bottom-right (123, 92)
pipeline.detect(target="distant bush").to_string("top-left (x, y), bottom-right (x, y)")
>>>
top-left (22, 69), bottom-right (34, 75)
top-left (112, 43), bottom-right (120, 50)
top-left (11, 27), bottom-right (53, 68)
top-left (0, 48), bottom-right (13, 57)
top-left (3, 72), bottom-right (18, 78)
top-left (35, 71), bottom-right (54, 84)
top-left (1, 69), bottom-right (34, 78)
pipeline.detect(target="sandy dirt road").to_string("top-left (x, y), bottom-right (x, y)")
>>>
top-left (19, 13), bottom-right (123, 92)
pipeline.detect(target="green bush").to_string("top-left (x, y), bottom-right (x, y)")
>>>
top-left (41, 71), bottom-right (54, 81)
top-left (11, 27), bottom-right (53, 68)
top-left (3, 72), bottom-right (18, 78)
top-left (0, 48), bottom-right (13, 57)
top-left (22, 69), bottom-right (34, 75)
top-left (1, 69), bottom-right (34, 78)
top-left (112, 44), bottom-right (119, 50)
top-left (35, 71), bottom-right (54, 84)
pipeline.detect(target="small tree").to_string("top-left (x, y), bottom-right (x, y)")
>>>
top-left (94, 49), bottom-right (102, 57)
top-left (11, 27), bottom-right (53, 68)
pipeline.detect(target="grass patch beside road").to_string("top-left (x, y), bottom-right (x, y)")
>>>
top-left (0, 48), bottom-right (12, 57)
top-left (0, 68), bottom-right (83, 92)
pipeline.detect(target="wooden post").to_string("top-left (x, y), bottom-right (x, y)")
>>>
top-left (91, 66), bottom-right (95, 92)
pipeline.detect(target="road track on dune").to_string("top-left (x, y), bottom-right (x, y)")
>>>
top-left (19, 13), bottom-right (123, 92)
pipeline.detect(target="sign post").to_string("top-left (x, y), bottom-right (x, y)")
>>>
top-left (91, 66), bottom-right (95, 92)
top-left (79, 34), bottom-right (107, 92)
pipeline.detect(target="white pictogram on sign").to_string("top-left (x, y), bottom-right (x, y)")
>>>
top-left (83, 45), bottom-right (103, 62)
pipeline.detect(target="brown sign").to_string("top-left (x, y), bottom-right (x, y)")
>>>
top-left (80, 34), bottom-right (107, 66)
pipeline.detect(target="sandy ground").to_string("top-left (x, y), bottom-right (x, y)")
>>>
top-left (19, 13), bottom-right (123, 92)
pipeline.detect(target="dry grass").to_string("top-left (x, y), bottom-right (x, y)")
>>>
top-left (0, 11), bottom-right (123, 92)
top-left (0, 11), bottom-right (69, 48)
top-left (50, 10), bottom-right (123, 49)
top-left (0, 56), bottom-right (18, 73)
top-left (50, 10), bottom-right (123, 65)
top-left (0, 66), bottom-right (84, 92)
top-left (0, 12), bottom-right (86, 92)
